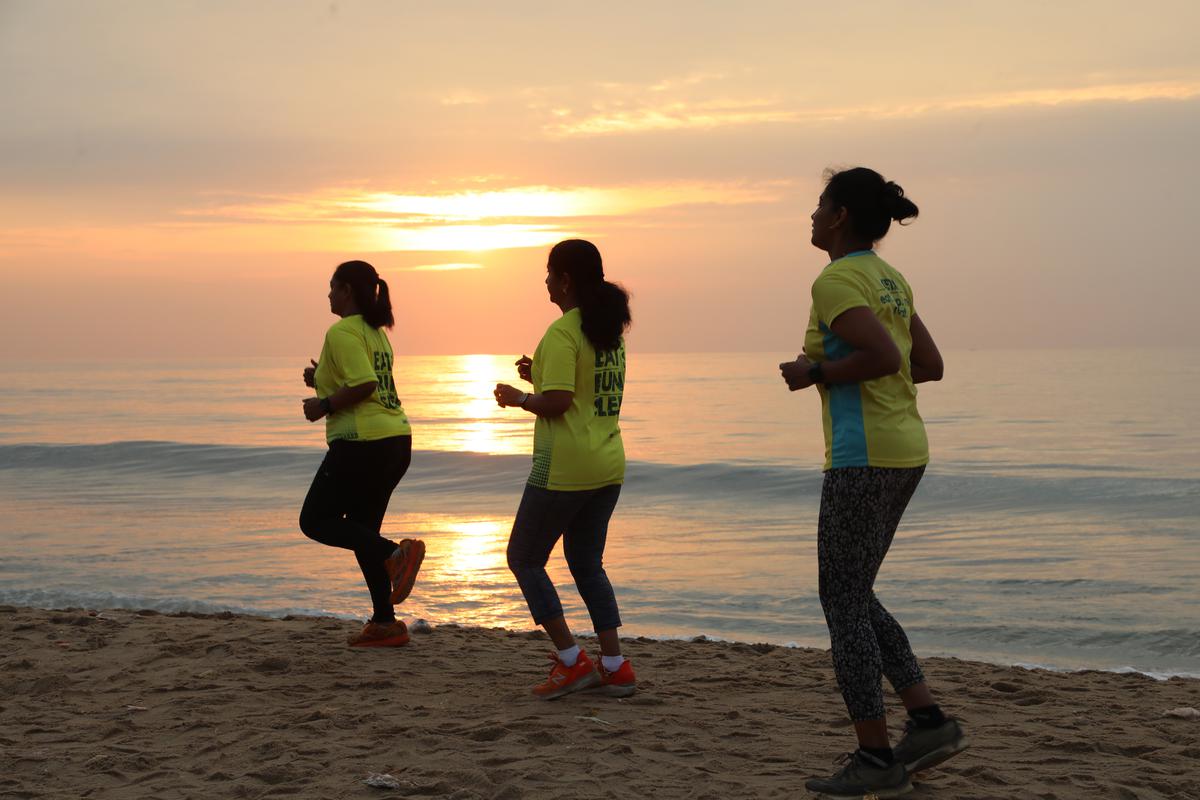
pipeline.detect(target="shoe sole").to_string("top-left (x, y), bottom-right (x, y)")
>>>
top-left (389, 540), bottom-right (425, 605)
top-left (906, 736), bottom-right (970, 774)
top-left (534, 670), bottom-right (601, 701)
top-left (589, 682), bottom-right (636, 698)
top-left (807, 779), bottom-right (913, 799)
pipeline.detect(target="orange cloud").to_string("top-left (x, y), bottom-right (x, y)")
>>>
top-left (172, 181), bottom-right (788, 252)
top-left (544, 79), bottom-right (1200, 137)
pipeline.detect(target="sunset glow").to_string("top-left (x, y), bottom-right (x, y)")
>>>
top-left (157, 182), bottom-right (790, 254)
top-left (2, 2), bottom-right (1197, 357)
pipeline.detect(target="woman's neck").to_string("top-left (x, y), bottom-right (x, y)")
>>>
top-left (826, 240), bottom-right (874, 262)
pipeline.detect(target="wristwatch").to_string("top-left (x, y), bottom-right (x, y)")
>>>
top-left (517, 392), bottom-right (530, 409)
top-left (319, 397), bottom-right (333, 415)
top-left (807, 362), bottom-right (825, 385)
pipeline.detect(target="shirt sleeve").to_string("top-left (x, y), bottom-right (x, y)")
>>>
top-left (326, 327), bottom-right (377, 388)
top-left (537, 323), bottom-right (579, 391)
top-left (811, 272), bottom-right (869, 327)
top-left (903, 278), bottom-right (917, 318)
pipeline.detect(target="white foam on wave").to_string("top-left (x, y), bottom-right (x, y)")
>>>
top-left (1011, 661), bottom-right (1200, 682)
top-left (0, 589), bottom-right (359, 622)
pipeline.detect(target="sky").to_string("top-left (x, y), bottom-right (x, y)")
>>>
top-left (2, 0), bottom-right (1198, 358)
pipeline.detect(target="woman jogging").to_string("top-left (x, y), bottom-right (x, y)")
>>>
top-left (779, 168), bottom-right (966, 798)
top-left (493, 239), bottom-right (636, 700)
top-left (300, 259), bottom-right (425, 648)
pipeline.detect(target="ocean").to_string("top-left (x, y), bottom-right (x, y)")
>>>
top-left (1, 350), bottom-right (1197, 677)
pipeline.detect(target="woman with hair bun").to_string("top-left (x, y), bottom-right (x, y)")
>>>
top-left (299, 259), bottom-right (424, 648)
top-left (493, 239), bottom-right (636, 700)
top-left (778, 168), bottom-right (966, 797)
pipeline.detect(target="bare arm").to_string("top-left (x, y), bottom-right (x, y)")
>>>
top-left (908, 314), bottom-right (944, 383)
top-left (780, 306), bottom-right (901, 390)
top-left (303, 381), bottom-right (378, 422)
top-left (821, 307), bottom-right (902, 383)
top-left (494, 384), bottom-right (573, 418)
top-left (521, 389), bottom-right (573, 418)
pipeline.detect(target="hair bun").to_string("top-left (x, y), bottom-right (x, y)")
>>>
top-left (883, 181), bottom-right (919, 223)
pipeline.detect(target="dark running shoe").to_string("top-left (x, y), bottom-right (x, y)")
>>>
top-left (804, 750), bottom-right (912, 798)
top-left (893, 717), bottom-right (969, 773)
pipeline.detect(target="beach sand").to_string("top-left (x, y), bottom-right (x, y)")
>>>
top-left (1, 606), bottom-right (1197, 799)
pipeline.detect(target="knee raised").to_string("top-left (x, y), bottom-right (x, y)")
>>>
top-left (298, 510), bottom-right (320, 540)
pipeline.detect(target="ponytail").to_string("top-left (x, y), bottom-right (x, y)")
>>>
top-left (578, 279), bottom-right (632, 353)
top-left (548, 239), bottom-right (631, 352)
top-left (332, 260), bottom-right (395, 329)
top-left (370, 277), bottom-right (394, 329)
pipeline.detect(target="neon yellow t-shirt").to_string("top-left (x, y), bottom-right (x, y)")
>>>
top-left (314, 314), bottom-right (411, 443)
top-left (529, 308), bottom-right (626, 491)
top-left (803, 250), bottom-right (928, 471)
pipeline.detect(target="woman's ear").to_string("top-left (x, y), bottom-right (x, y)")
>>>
top-left (830, 206), bottom-right (848, 230)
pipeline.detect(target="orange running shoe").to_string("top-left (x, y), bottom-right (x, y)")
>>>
top-left (594, 658), bottom-right (637, 697)
top-left (531, 649), bottom-right (600, 700)
top-left (384, 539), bottom-right (425, 605)
top-left (347, 620), bottom-right (410, 648)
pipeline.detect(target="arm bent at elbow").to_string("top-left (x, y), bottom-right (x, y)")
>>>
top-left (303, 380), bottom-right (378, 422)
top-left (337, 381), bottom-right (379, 407)
top-left (528, 389), bottom-right (573, 418)
top-left (821, 307), bottom-right (903, 384)
top-left (908, 314), bottom-right (943, 383)
top-left (493, 384), bottom-right (574, 417)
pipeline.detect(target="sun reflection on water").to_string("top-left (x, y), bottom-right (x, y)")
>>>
top-left (397, 514), bottom-right (528, 629)
top-left (438, 519), bottom-right (507, 576)
top-left (401, 354), bottom-right (532, 456)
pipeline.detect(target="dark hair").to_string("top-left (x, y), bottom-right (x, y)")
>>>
top-left (333, 260), bottom-right (394, 329)
top-left (823, 167), bottom-right (919, 242)
top-left (548, 239), bottom-right (631, 352)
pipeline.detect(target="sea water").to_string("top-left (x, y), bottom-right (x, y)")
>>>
top-left (1, 350), bottom-right (1197, 676)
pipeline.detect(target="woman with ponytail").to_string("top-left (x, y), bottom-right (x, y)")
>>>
top-left (493, 239), bottom-right (636, 700)
top-left (299, 260), bottom-right (424, 648)
top-left (778, 168), bottom-right (964, 798)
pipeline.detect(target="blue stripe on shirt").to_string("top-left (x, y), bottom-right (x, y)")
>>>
top-left (821, 323), bottom-right (868, 467)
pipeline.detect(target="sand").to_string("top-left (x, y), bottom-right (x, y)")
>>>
top-left (1, 606), bottom-right (1197, 799)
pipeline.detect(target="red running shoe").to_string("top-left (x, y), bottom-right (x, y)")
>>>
top-left (594, 658), bottom-right (637, 697)
top-left (531, 649), bottom-right (600, 700)
top-left (347, 620), bottom-right (410, 648)
top-left (384, 539), bottom-right (425, 605)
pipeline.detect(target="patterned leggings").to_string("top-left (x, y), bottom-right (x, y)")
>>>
top-left (818, 466), bottom-right (926, 721)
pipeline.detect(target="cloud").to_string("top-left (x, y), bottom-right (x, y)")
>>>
top-left (545, 100), bottom-right (800, 137)
top-left (542, 78), bottom-right (1200, 137)
top-left (821, 80), bottom-right (1200, 120)
top-left (395, 262), bottom-right (484, 272)
top-left (171, 181), bottom-right (789, 251)
top-left (3, 180), bottom-right (789, 257)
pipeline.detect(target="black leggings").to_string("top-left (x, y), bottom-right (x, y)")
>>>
top-left (818, 465), bottom-right (926, 721)
top-left (299, 435), bottom-right (411, 623)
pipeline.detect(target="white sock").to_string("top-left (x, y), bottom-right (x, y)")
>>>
top-left (557, 644), bottom-right (581, 667)
top-left (601, 654), bottom-right (625, 672)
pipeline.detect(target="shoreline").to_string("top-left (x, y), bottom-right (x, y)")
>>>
top-left (3, 597), bottom-right (1197, 682)
top-left (3, 605), bottom-right (1198, 799)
